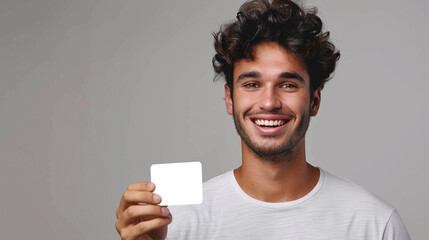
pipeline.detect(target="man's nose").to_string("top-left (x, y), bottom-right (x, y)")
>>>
top-left (258, 87), bottom-right (281, 111)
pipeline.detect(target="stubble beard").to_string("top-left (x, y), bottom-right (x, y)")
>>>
top-left (232, 106), bottom-right (311, 163)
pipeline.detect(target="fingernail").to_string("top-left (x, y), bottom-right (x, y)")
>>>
top-left (153, 194), bottom-right (161, 203)
top-left (161, 207), bottom-right (170, 216)
top-left (147, 182), bottom-right (155, 191)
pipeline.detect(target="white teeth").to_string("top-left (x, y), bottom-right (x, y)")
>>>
top-left (254, 119), bottom-right (285, 127)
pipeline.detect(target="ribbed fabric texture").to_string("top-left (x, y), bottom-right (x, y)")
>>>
top-left (167, 168), bottom-right (410, 240)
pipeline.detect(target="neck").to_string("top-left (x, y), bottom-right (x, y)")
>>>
top-left (234, 137), bottom-right (320, 202)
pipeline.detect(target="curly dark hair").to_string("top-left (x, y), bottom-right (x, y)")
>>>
top-left (212, 0), bottom-right (340, 96)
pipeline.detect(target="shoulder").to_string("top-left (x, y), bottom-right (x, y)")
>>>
top-left (308, 169), bottom-right (410, 239)
top-left (318, 168), bottom-right (394, 217)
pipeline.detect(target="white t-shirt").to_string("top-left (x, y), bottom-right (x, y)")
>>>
top-left (167, 168), bottom-right (410, 239)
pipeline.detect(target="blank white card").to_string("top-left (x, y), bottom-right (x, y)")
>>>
top-left (150, 161), bottom-right (203, 206)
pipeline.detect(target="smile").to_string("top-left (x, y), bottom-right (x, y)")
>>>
top-left (253, 119), bottom-right (286, 127)
top-left (248, 114), bottom-right (292, 133)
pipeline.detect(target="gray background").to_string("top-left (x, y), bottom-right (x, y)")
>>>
top-left (0, 0), bottom-right (427, 239)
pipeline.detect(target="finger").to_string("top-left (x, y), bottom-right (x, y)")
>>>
top-left (127, 182), bottom-right (156, 191)
top-left (127, 216), bottom-right (172, 239)
top-left (124, 190), bottom-right (162, 205)
top-left (117, 182), bottom-right (155, 219)
top-left (117, 205), bottom-right (170, 229)
top-left (117, 190), bottom-right (162, 218)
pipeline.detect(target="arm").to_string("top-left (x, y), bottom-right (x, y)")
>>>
top-left (382, 209), bottom-right (411, 240)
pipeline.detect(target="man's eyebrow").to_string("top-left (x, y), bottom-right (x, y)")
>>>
top-left (237, 71), bottom-right (305, 83)
top-left (279, 72), bottom-right (305, 83)
top-left (237, 71), bottom-right (261, 82)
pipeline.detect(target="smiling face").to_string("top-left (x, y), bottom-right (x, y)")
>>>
top-left (225, 42), bottom-right (321, 161)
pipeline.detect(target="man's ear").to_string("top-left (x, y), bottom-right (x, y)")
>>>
top-left (224, 84), bottom-right (233, 115)
top-left (310, 88), bottom-right (321, 117)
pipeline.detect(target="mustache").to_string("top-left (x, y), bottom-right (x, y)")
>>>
top-left (244, 111), bottom-right (295, 118)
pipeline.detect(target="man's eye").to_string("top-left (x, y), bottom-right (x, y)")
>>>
top-left (244, 83), bottom-right (259, 88)
top-left (281, 83), bottom-right (297, 89)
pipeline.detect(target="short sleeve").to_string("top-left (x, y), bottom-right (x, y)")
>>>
top-left (382, 209), bottom-right (411, 240)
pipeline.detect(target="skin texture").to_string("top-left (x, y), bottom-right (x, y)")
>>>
top-left (227, 42), bottom-right (314, 161)
top-left (225, 42), bottom-right (321, 203)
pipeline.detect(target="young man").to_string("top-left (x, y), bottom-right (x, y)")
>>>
top-left (115, 0), bottom-right (411, 239)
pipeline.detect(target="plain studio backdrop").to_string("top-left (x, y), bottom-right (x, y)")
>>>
top-left (0, 0), bottom-right (427, 239)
